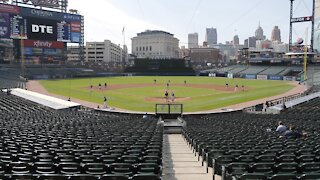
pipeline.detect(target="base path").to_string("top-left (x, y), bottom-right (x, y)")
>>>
top-left (27, 80), bottom-right (307, 114)
top-left (162, 134), bottom-right (216, 180)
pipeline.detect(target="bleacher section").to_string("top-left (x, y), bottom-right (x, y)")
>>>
top-left (228, 66), bottom-right (248, 74)
top-left (182, 96), bottom-right (320, 180)
top-left (216, 66), bottom-right (235, 73)
top-left (239, 66), bottom-right (268, 75)
top-left (259, 66), bottom-right (287, 75)
top-left (267, 92), bottom-right (320, 113)
top-left (0, 92), bottom-right (162, 180)
top-left (0, 67), bottom-right (25, 89)
top-left (201, 65), bottom-right (304, 79)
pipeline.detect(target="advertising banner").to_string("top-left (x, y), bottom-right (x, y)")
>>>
top-left (63, 13), bottom-right (81, 22)
top-left (24, 47), bottom-right (33, 55)
top-left (0, 13), bottom-right (10, 38)
top-left (24, 39), bottom-right (64, 48)
top-left (27, 17), bottom-right (57, 41)
top-left (0, 4), bottom-right (20, 14)
top-left (20, 7), bottom-right (63, 21)
top-left (245, 74), bottom-right (256, 79)
top-left (227, 73), bottom-right (233, 79)
top-left (257, 75), bottom-right (268, 80)
top-left (70, 32), bottom-right (80, 43)
top-left (0, 39), bottom-right (13, 47)
top-left (283, 76), bottom-right (293, 81)
top-left (268, 75), bottom-right (283, 80)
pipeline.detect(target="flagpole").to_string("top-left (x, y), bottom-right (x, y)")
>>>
top-left (122, 26), bottom-right (125, 46)
top-left (122, 26), bottom-right (125, 67)
top-left (303, 28), bottom-right (308, 81)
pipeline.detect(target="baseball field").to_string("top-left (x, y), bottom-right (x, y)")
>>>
top-left (40, 76), bottom-right (295, 112)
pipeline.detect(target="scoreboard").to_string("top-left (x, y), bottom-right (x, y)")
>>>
top-left (0, 3), bottom-right (83, 43)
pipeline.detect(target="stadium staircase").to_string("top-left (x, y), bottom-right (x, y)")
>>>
top-left (162, 134), bottom-right (213, 180)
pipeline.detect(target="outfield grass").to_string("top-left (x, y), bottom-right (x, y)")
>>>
top-left (40, 76), bottom-right (294, 112)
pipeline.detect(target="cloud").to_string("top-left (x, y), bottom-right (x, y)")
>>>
top-left (68, 0), bottom-right (163, 52)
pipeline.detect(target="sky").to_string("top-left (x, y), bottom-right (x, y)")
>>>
top-left (68, 0), bottom-right (314, 52)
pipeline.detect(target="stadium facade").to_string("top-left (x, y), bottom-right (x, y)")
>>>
top-left (131, 30), bottom-right (179, 59)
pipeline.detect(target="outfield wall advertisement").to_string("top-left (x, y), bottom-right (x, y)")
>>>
top-left (257, 75), bottom-right (268, 80)
top-left (245, 74), bottom-right (256, 79)
top-left (268, 75), bottom-right (283, 80)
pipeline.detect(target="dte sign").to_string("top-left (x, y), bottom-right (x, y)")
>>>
top-left (31, 24), bottom-right (53, 34)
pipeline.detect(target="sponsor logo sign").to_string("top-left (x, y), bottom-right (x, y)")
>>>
top-left (0, 4), bottom-right (20, 14)
top-left (283, 76), bottom-right (293, 81)
top-left (24, 39), bottom-right (64, 48)
top-left (63, 13), bottom-right (81, 22)
top-left (245, 74), bottom-right (256, 79)
top-left (268, 75), bottom-right (283, 80)
top-left (20, 7), bottom-right (63, 20)
top-left (70, 22), bottom-right (81, 32)
top-left (291, 16), bottom-right (313, 23)
top-left (31, 24), bottom-right (53, 34)
top-left (257, 75), bottom-right (268, 80)
top-left (27, 17), bottom-right (57, 40)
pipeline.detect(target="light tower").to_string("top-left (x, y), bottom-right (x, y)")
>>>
top-left (289, 0), bottom-right (315, 51)
top-left (289, 0), bottom-right (294, 50)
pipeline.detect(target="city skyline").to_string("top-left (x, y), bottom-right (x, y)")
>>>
top-left (68, 0), bottom-right (313, 51)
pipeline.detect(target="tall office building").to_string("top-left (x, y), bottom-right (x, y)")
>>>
top-left (188, 33), bottom-right (199, 48)
top-left (255, 22), bottom-right (265, 40)
top-left (271, 26), bottom-right (281, 42)
top-left (244, 36), bottom-right (257, 48)
top-left (205, 28), bottom-right (217, 45)
top-left (233, 35), bottom-right (239, 45)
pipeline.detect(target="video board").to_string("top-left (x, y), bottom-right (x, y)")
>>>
top-left (0, 3), bottom-right (82, 43)
top-left (15, 39), bottom-right (65, 64)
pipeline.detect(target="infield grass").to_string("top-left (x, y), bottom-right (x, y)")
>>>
top-left (40, 76), bottom-right (294, 112)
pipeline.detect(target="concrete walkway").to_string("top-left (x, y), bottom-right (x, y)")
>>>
top-left (162, 134), bottom-right (216, 180)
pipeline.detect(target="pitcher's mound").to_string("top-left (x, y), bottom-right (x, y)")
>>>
top-left (145, 97), bottom-right (191, 103)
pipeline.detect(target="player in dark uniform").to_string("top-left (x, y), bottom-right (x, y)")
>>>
top-left (165, 91), bottom-right (169, 102)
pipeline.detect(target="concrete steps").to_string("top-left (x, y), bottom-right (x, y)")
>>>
top-left (162, 134), bottom-right (217, 180)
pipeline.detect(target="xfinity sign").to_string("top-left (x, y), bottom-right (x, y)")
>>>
top-left (32, 24), bottom-right (53, 34)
